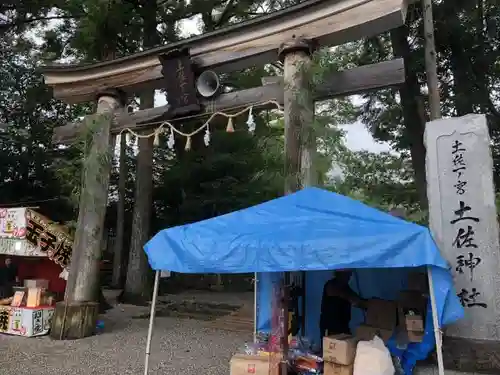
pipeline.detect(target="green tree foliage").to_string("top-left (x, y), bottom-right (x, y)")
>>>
top-left (152, 128), bottom-right (284, 230)
top-left (326, 1), bottom-right (500, 209)
top-left (0, 33), bottom-right (87, 221)
top-left (332, 150), bottom-right (418, 209)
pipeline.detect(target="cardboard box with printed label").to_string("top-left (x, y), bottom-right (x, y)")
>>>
top-left (230, 354), bottom-right (269, 375)
top-left (355, 324), bottom-right (393, 343)
top-left (323, 334), bottom-right (357, 365)
top-left (365, 299), bottom-right (397, 330)
top-left (403, 314), bottom-right (424, 343)
top-left (405, 315), bottom-right (424, 332)
top-left (324, 361), bottom-right (353, 375)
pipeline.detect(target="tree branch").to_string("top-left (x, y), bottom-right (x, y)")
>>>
top-left (0, 14), bottom-right (84, 31)
top-left (214, 0), bottom-right (237, 27)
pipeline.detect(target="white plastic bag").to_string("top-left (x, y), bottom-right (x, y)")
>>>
top-left (353, 336), bottom-right (395, 375)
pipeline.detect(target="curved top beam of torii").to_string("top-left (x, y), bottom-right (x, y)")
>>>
top-left (41, 0), bottom-right (409, 104)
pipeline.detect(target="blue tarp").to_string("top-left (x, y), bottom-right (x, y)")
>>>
top-left (144, 187), bottom-right (464, 373)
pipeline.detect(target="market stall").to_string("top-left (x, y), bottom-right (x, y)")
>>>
top-left (0, 304), bottom-right (55, 337)
top-left (142, 188), bottom-right (464, 375)
top-left (0, 208), bottom-right (72, 337)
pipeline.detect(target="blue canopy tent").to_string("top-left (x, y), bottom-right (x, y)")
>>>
top-left (143, 187), bottom-right (464, 374)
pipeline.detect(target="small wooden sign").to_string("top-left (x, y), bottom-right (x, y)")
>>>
top-left (159, 49), bottom-right (200, 114)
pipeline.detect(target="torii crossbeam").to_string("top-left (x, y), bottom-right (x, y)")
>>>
top-left (42, 0), bottom-right (408, 104)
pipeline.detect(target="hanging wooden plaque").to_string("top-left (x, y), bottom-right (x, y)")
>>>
top-left (159, 49), bottom-right (200, 114)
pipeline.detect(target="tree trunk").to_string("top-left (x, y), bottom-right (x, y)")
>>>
top-left (390, 26), bottom-right (428, 209)
top-left (422, 0), bottom-right (441, 120)
top-left (444, 2), bottom-right (474, 116)
top-left (111, 133), bottom-right (128, 289)
top-left (448, 43), bottom-right (474, 116)
top-left (121, 0), bottom-right (157, 304)
top-left (122, 127), bottom-right (154, 304)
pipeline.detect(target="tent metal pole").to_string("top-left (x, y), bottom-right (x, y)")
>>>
top-left (144, 270), bottom-right (161, 375)
top-left (254, 272), bottom-right (257, 343)
top-left (427, 266), bottom-right (445, 375)
top-left (301, 271), bottom-right (306, 336)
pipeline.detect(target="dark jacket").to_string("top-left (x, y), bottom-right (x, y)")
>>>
top-left (0, 264), bottom-right (17, 298)
top-left (320, 278), bottom-right (353, 336)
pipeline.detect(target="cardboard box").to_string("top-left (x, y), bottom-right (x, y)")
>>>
top-left (355, 324), bottom-right (393, 343)
top-left (365, 299), bottom-right (397, 329)
top-left (230, 354), bottom-right (270, 375)
top-left (324, 361), bottom-right (353, 375)
top-left (323, 334), bottom-right (357, 365)
top-left (408, 272), bottom-right (428, 292)
top-left (24, 279), bottom-right (49, 289)
top-left (405, 315), bottom-right (424, 332)
top-left (403, 314), bottom-right (424, 343)
top-left (407, 330), bottom-right (424, 343)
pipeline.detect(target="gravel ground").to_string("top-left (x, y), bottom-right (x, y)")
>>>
top-left (159, 291), bottom-right (254, 306)
top-left (1, 304), bottom-right (251, 375)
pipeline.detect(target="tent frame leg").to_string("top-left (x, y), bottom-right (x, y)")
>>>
top-left (427, 266), bottom-right (445, 375)
top-left (254, 272), bottom-right (258, 343)
top-left (144, 270), bottom-right (161, 375)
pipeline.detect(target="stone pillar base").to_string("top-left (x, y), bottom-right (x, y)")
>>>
top-left (50, 301), bottom-right (99, 340)
top-left (415, 366), bottom-right (475, 375)
top-left (424, 336), bottom-right (500, 373)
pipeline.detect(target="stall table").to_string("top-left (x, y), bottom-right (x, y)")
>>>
top-left (0, 305), bottom-right (55, 337)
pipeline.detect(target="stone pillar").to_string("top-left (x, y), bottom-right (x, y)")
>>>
top-left (51, 88), bottom-right (126, 340)
top-left (425, 113), bottom-right (500, 372)
top-left (279, 38), bottom-right (316, 193)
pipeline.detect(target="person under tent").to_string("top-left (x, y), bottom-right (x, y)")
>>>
top-left (320, 269), bottom-right (367, 339)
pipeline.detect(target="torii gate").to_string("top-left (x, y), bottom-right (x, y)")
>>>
top-left (41, 0), bottom-right (409, 341)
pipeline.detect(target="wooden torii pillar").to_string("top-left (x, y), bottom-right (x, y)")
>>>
top-left (41, 0), bottom-right (409, 340)
top-left (279, 39), bottom-right (316, 192)
top-left (51, 89), bottom-right (126, 339)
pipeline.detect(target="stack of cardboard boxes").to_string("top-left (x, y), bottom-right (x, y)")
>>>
top-left (323, 334), bottom-right (357, 375)
top-left (320, 272), bottom-right (429, 375)
top-left (230, 272), bottom-right (429, 375)
top-left (355, 272), bottom-right (428, 344)
top-left (398, 272), bottom-right (428, 343)
top-left (356, 298), bottom-right (397, 342)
